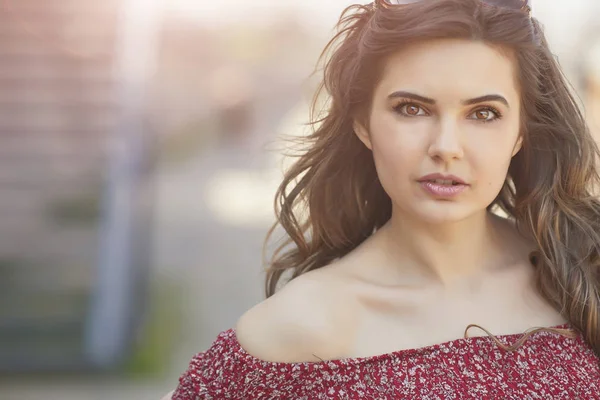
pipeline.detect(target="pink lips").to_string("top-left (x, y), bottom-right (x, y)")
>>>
top-left (417, 173), bottom-right (469, 199)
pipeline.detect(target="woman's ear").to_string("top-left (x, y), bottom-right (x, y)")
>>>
top-left (353, 120), bottom-right (373, 150)
top-left (512, 135), bottom-right (523, 157)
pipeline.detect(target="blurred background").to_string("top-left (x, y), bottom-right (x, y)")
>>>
top-left (0, 0), bottom-right (599, 399)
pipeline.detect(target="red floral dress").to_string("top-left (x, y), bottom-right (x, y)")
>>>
top-left (172, 323), bottom-right (600, 399)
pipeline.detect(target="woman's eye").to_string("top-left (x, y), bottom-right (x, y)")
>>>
top-left (394, 103), bottom-right (427, 117)
top-left (468, 107), bottom-right (501, 122)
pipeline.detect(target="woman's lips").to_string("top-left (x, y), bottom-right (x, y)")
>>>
top-left (419, 181), bottom-right (469, 198)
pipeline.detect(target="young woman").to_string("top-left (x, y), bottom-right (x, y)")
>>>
top-left (166, 0), bottom-right (600, 398)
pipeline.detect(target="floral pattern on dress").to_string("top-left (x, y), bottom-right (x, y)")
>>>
top-left (172, 323), bottom-right (600, 399)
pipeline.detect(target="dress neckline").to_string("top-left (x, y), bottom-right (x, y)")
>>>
top-left (227, 322), bottom-right (576, 368)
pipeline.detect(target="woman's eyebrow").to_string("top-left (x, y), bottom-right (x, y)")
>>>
top-left (387, 91), bottom-right (510, 108)
top-left (462, 94), bottom-right (510, 108)
top-left (387, 91), bottom-right (435, 104)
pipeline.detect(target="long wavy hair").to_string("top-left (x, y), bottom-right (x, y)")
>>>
top-left (263, 0), bottom-right (600, 355)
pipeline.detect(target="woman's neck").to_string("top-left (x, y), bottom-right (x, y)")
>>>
top-left (377, 211), bottom-right (517, 289)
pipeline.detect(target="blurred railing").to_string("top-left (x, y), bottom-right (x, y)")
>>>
top-left (0, 0), bottom-right (156, 371)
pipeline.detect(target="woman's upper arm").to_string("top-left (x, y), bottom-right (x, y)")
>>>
top-left (160, 390), bottom-right (174, 400)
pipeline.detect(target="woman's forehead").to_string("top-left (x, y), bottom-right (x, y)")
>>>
top-left (376, 39), bottom-right (520, 100)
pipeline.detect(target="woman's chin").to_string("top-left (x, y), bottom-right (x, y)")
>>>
top-left (405, 201), bottom-right (478, 225)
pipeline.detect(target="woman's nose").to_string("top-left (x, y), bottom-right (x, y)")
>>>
top-left (427, 118), bottom-right (464, 163)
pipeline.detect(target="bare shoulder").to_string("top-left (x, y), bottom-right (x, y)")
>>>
top-left (160, 391), bottom-right (173, 400)
top-left (235, 267), bottom-right (354, 363)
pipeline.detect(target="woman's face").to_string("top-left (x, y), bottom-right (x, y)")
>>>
top-left (355, 39), bottom-right (523, 224)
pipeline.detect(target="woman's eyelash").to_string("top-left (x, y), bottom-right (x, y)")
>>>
top-left (474, 106), bottom-right (503, 123)
top-left (392, 101), bottom-right (428, 115)
top-left (392, 101), bottom-right (503, 123)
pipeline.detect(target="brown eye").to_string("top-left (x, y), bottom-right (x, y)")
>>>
top-left (475, 110), bottom-right (490, 120)
top-left (394, 102), bottom-right (427, 117)
top-left (406, 105), bottom-right (420, 115)
top-left (468, 107), bottom-right (502, 123)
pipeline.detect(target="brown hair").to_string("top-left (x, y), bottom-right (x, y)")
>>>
top-left (263, 0), bottom-right (600, 355)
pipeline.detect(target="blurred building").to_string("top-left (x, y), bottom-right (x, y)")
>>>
top-left (0, 0), bottom-right (155, 371)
